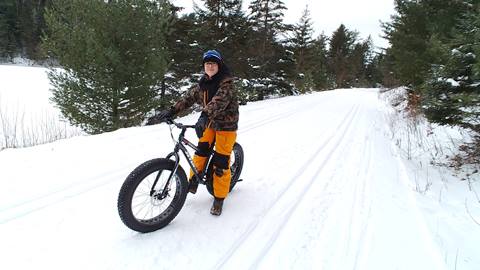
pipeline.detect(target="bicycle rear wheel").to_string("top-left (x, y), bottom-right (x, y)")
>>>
top-left (206, 142), bottom-right (244, 196)
top-left (117, 158), bottom-right (188, 233)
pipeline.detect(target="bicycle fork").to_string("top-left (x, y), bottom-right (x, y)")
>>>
top-left (151, 142), bottom-right (208, 199)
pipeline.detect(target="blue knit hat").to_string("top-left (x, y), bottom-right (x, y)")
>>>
top-left (203, 50), bottom-right (222, 64)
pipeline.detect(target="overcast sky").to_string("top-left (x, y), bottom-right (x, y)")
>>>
top-left (177, 0), bottom-right (396, 50)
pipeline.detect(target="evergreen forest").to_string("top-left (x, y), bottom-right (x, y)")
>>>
top-left (1, 0), bottom-right (479, 162)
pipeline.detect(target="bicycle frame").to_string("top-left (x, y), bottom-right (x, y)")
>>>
top-left (153, 119), bottom-right (211, 198)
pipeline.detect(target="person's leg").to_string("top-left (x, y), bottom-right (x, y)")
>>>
top-left (210, 130), bottom-right (237, 215)
top-left (189, 128), bottom-right (215, 193)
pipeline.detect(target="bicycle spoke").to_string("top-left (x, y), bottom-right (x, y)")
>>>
top-left (144, 204), bottom-right (153, 220)
top-left (133, 192), bottom-right (150, 198)
top-left (134, 200), bottom-right (150, 218)
top-left (132, 198), bottom-right (150, 209)
top-left (136, 183), bottom-right (151, 195)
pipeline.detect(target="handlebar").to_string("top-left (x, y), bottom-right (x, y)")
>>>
top-left (165, 118), bottom-right (196, 130)
top-left (164, 118), bottom-right (196, 145)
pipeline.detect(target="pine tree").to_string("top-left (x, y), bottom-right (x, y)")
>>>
top-left (16, 0), bottom-right (49, 59)
top-left (421, 3), bottom-right (480, 133)
top-left (0, 0), bottom-right (17, 58)
top-left (199, 0), bottom-right (243, 30)
top-left (220, 2), bottom-right (251, 79)
top-left (291, 6), bottom-right (314, 69)
top-left (365, 50), bottom-right (384, 88)
top-left (166, 12), bottom-right (203, 99)
top-left (472, 5), bottom-right (480, 80)
top-left (247, 0), bottom-right (291, 99)
top-left (43, 0), bottom-right (171, 134)
top-left (248, 0), bottom-right (286, 48)
top-left (156, 2), bottom-right (187, 110)
top-left (328, 24), bottom-right (358, 88)
top-left (382, 0), bottom-right (470, 88)
top-left (349, 36), bottom-right (374, 87)
top-left (382, 0), bottom-right (429, 87)
top-left (289, 5), bottom-right (315, 92)
top-left (248, 0), bottom-right (287, 65)
top-left (376, 50), bottom-right (399, 87)
top-left (310, 33), bottom-right (330, 90)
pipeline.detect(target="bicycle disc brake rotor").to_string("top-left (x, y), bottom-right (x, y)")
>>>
top-left (148, 174), bottom-right (176, 207)
top-left (150, 190), bottom-right (168, 206)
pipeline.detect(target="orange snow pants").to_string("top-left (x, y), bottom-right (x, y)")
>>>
top-left (189, 128), bottom-right (237, 199)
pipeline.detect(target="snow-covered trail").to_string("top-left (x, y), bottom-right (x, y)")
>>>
top-left (217, 89), bottom-right (445, 270)
top-left (0, 89), bottom-right (448, 269)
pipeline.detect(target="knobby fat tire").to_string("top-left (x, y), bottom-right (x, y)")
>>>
top-left (117, 159), bottom-right (188, 233)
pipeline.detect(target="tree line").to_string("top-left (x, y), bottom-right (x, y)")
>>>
top-left (2, 0), bottom-right (478, 161)
top-left (0, 0), bottom-right (383, 133)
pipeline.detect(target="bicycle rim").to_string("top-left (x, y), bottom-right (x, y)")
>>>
top-left (131, 169), bottom-right (180, 224)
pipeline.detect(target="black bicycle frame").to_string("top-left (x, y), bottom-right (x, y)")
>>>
top-left (152, 119), bottom-right (211, 198)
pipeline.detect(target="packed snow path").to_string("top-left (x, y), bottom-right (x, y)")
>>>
top-left (0, 89), bottom-right (465, 269)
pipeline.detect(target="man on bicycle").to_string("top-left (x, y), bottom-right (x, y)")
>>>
top-left (147, 50), bottom-right (239, 216)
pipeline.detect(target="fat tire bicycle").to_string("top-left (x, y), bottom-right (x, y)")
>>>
top-left (117, 118), bottom-right (244, 233)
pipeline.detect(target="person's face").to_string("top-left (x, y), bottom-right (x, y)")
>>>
top-left (204, 61), bottom-right (219, 78)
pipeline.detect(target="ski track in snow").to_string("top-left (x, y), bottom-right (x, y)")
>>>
top-left (0, 88), bottom-right (457, 270)
top-left (0, 169), bottom-right (129, 223)
top-left (215, 103), bottom-right (362, 269)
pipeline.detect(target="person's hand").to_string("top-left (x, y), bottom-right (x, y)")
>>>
top-left (146, 109), bottom-right (174, 125)
top-left (195, 114), bottom-right (208, 138)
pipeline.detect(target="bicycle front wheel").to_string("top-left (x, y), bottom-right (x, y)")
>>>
top-left (117, 158), bottom-right (188, 233)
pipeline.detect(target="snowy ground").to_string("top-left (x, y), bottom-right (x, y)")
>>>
top-left (0, 66), bottom-right (479, 270)
top-left (0, 65), bottom-right (82, 149)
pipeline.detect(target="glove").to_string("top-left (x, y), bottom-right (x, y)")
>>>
top-left (146, 109), bottom-right (174, 125)
top-left (195, 113), bottom-right (208, 138)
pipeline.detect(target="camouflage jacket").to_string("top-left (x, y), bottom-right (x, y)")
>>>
top-left (172, 76), bottom-right (239, 131)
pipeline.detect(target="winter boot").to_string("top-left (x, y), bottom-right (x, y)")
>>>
top-left (210, 197), bottom-right (224, 216)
